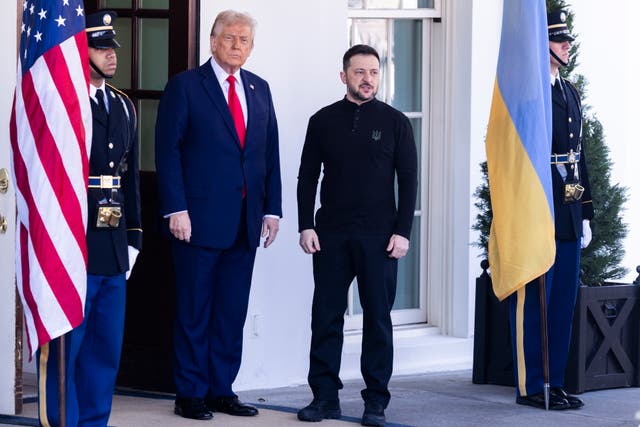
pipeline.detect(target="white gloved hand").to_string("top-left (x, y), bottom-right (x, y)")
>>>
top-left (126, 246), bottom-right (140, 280)
top-left (580, 220), bottom-right (592, 249)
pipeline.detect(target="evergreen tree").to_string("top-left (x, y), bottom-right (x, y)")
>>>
top-left (473, 1), bottom-right (628, 285)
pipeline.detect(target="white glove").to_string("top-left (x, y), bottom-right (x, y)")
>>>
top-left (126, 246), bottom-right (140, 280)
top-left (580, 220), bottom-right (592, 249)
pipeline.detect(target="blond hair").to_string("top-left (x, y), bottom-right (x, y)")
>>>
top-left (210, 10), bottom-right (257, 39)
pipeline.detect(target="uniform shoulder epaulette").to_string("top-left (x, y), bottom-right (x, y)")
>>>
top-left (561, 78), bottom-right (580, 96)
top-left (105, 83), bottom-right (137, 127)
top-left (105, 83), bottom-right (130, 100)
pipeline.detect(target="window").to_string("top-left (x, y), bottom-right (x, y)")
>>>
top-left (345, 3), bottom-right (439, 329)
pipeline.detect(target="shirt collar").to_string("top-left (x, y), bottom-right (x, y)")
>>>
top-left (90, 81), bottom-right (107, 98)
top-left (210, 57), bottom-right (243, 88)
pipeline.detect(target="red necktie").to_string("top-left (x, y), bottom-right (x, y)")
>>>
top-left (227, 75), bottom-right (246, 149)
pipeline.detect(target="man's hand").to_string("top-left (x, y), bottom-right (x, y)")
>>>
top-left (386, 234), bottom-right (409, 259)
top-left (299, 229), bottom-right (321, 254)
top-left (262, 217), bottom-right (280, 248)
top-left (169, 211), bottom-right (192, 243)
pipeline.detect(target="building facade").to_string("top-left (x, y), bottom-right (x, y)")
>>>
top-left (0, 0), bottom-right (506, 412)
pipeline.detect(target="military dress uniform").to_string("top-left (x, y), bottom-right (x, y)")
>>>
top-left (37, 11), bottom-right (141, 427)
top-left (509, 10), bottom-right (594, 410)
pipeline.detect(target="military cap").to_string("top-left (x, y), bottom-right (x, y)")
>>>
top-left (86, 11), bottom-right (121, 49)
top-left (547, 10), bottom-right (574, 42)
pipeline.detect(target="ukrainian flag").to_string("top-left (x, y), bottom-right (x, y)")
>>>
top-left (486, 0), bottom-right (555, 301)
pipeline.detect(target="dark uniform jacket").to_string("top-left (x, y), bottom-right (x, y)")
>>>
top-left (87, 83), bottom-right (142, 275)
top-left (551, 77), bottom-right (594, 241)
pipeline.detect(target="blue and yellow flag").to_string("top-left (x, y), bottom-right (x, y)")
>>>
top-left (486, 0), bottom-right (555, 301)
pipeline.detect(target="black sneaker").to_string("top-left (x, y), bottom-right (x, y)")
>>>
top-left (362, 401), bottom-right (386, 427)
top-left (297, 399), bottom-right (341, 422)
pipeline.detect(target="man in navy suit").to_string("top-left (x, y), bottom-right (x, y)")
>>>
top-left (155, 9), bottom-right (282, 421)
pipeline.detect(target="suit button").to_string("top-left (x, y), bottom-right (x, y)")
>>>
top-left (108, 142), bottom-right (114, 149)
top-left (569, 133), bottom-right (574, 138)
top-left (109, 161), bottom-right (115, 168)
top-left (568, 117), bottom-right (573, 123)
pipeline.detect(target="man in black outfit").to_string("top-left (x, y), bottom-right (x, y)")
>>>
top-left (296, 44), bottom-right (418, 427)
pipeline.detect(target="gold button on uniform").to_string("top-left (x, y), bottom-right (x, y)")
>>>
top-left (109, 161), bottom-right (115, 168)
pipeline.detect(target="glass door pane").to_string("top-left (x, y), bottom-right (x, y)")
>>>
top-left (139, 99), bottom-right (159, 171)
top-left (389, 20), bottom-right (422, 111)
top-left (394, 217), bottom-right (420, 309)
top-left (140, 0), bottom-right (169, 9)
top-left (111, 17), bottom-right (132, 89)
top-left (103, 0), bottom-right (132, 7)
top-left (138, 18), bottom-right (169, 91)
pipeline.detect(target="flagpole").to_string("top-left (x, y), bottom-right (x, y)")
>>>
top-left (538, 275), bottom-right (550, 410)
top-left (58, 335), bottom-right (66, 427)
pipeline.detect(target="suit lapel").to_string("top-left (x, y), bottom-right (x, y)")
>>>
top-left (240, 69), bottom-right (256, 150)
top-left (199, 62), bottom-right (242, 149)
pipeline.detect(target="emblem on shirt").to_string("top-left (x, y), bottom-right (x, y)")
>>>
top-left (371, 130), bottom-right (382, 142)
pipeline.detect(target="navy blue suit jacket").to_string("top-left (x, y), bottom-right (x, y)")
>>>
top-left (155, 60), bottom-right (282, 249)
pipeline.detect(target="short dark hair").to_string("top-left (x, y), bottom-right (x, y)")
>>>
top-left (342, 44), bottom-right (380, 71)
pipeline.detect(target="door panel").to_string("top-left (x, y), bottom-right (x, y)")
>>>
top-left (85, 0), bottom-right (197, 392)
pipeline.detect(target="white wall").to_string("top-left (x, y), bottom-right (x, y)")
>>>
top-left (0, 4), bottom-right (17, 415)
top-left (571, 1), bottom-right (640, 283)
top-left (467, 0), bottom-right (501, 302)
top-left (199, 0), bottom-right (348, 390)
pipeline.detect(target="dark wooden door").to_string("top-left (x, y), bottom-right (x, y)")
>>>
top-left (85, 0), bottom-right (198, 392)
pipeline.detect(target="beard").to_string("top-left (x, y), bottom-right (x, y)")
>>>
top-left (347, 83), bottom-right (377, 103)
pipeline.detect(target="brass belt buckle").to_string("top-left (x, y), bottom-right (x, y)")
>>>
top-left (100, 175), bottom-right (114, 189)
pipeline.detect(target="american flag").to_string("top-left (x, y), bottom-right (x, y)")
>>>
top-left (10, 0), bottom-right (92, 355)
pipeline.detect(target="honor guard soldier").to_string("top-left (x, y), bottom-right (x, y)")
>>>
top-left (511, 9), bottom-right (594, 411)
top-left (37, 11), bottom-right (142, 427)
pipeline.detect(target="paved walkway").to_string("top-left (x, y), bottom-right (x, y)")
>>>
top-left (2, 370), bottom-right (639, 426)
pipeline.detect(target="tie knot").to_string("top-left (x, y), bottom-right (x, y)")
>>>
top-left (95, 88), bottom-right (106, 111)
top-left (227, 75), bottom-right (236, 85)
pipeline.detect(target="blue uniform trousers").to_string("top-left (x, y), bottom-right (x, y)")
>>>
top-left (308, 231), bottom-right (397, 408)
top-left (509, 239), bottom-right (581, 397)
top-left (172, 219), bottom-right (257, 399)
top-left (37, 273), bottom-right (126, 427)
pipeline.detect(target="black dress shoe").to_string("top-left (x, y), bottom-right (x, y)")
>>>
top-left (297, 399), bottom-right (341, 422)
top-left (362, 401), bottom-right (386, 427)
top-left (207, 396), bottom-right (258, 416)
top-left (174, 397), bottom-right (213, 420)
top-left (552, 387), bottom-right (584, 409)
top-left (516, 392), bottom-right (570, 410)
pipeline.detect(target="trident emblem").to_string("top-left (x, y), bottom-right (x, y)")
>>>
top-left (371, 130), bottom-right (382, 141)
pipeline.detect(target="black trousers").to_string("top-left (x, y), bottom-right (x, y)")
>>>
top-left (308, 231), bottom-right (397, 408)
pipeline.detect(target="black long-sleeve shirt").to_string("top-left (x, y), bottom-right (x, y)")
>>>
top-left (297, 97), bottom-right (418, 238)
